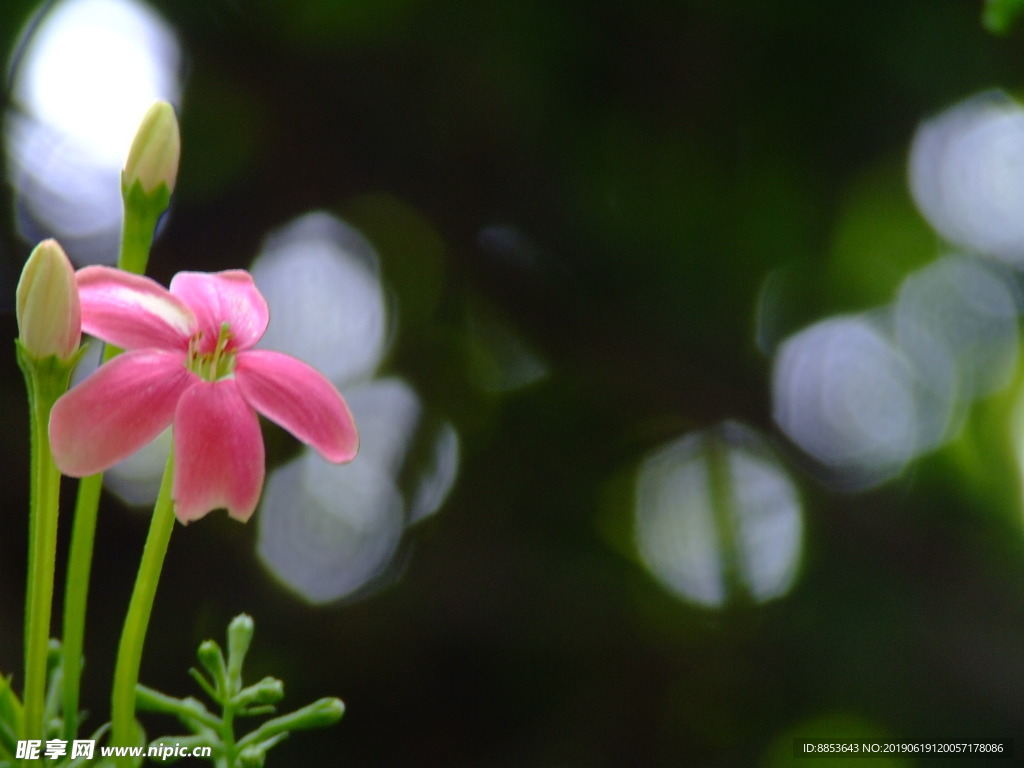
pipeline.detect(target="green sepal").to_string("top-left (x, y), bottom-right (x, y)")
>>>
top-left (16, 340), bottom-right (88, 403)
top-left (120, 175), bottom-right (172, 220)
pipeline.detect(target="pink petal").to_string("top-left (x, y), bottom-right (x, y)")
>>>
top-left (235, 350), bottom-right (359, 463)
top-left (49, 350), bottom-right (195, 476)
top-left (173, 379), bottom-right (265, 523)
top-left (169, 270), bottom-right (269, 352)
top-left (77, 266), bottom-right (196, 350)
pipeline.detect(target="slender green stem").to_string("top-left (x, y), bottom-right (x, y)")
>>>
top-left (110, 451), bottom-right (176, 765)
top-left (135, 685), bottom-right (220, 731)
top-left (222, 704), bottom-right (237, 767)
top-left (21, 362), bottom-right (40, 740)
top-left (20, 358), bottom-right (67, 745)
top-left (59, 472), bottom-right (102, 742)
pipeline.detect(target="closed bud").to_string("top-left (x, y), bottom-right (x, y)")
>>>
top-left (227, 613), bottom-right (255, 682)
top-left (287, 697), bottom-right (345, 730)
top-left (196, 639), bottom-right (227, 694)
top-left (235, 676), bottom-right (284, 708)
top-left (16, 239), bottom-right (81, 360)
top-left (124, 101), bottom-right (180, 194)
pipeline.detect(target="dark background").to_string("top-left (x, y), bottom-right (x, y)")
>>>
top-left (3, 1), bottom-right (1024, 765)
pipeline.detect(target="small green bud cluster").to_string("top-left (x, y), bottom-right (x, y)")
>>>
top-left (137, 614), bottom-right (344, 766)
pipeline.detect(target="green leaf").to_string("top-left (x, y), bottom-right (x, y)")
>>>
top-left (0, 675), bottom-right (22, 760)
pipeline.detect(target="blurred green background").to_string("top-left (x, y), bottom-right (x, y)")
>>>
top-left (3, 0), bottom-right (1024, 765)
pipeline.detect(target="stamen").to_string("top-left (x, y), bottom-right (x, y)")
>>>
top-left (186, 323), bottom-right (236, 381)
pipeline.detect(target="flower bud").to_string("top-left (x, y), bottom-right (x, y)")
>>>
top-left (227, 613), bottom-right (255, 682)
top-left (124, 101), bottom-right (180, 194)
top-left (16, 239), bottom-right (81, 360)
top-left (234, 676), bottom-right (284, 708)
top-left (284, 697), bottom-right (345, 730)
top-left (196, 639), bottom-right (227, 693)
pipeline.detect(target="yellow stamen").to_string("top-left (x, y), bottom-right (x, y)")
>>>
top-left (186, 323), bottom-right (236, 381)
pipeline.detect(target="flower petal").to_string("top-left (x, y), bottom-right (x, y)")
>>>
top-left (169, 270), bottom-right (269, 351)
top-left (235, 350), bottom-right (359, 463)
top-left (173, 379), bottom-right (265, 523)
top-left (77, 266), bottom-right (196, 350)
top-left (49, 350), bottom-right (195, 476)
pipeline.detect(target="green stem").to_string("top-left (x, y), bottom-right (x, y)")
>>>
top-left (22, 375), bottom-right (62, 744)
top-left (21, 366), bottom-right (40, 737)
top-left (17, 349), bottom-right (76, 750)
top-left (221, 704), bottom-right (237, 767)
top-left (135, 685), bottom-right (220, 731)
top-left (59, 473), bottom-right (102, 742)
top-left (110, 451), bottom-right (176, 765)
top-left (119, 180), bottom-right (165, 276)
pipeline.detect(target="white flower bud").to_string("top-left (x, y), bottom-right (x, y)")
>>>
top-left (124, 101), bottom-right (180, 194)
top-left (17, 239), bottom-right (81, 360)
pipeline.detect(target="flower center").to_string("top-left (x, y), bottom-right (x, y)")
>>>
top-left (186, 322), bottom-right (237, 381)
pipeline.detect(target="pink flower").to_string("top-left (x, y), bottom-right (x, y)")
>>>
top-left (49, 267), bottom-right (359, 523)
